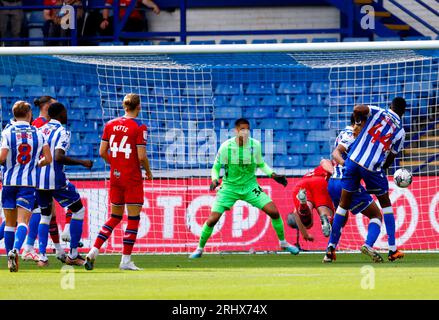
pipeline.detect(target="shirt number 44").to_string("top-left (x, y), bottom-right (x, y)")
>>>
top-left (367, 123), bottom-right (392, 151)
top-left (109, 135), bottom-right (132, 159)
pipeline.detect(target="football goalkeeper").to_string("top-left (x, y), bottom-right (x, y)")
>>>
top-left (189, 118), bottom-right (299, 258)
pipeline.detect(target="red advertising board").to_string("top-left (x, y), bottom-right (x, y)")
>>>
top-left (1, 177), bottom-right (438, 252)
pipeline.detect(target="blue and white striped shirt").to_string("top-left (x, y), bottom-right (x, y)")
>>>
top-left (348, 105), bottom-right (405, 172)
top-left (332, 126), bottom-right (354, 179)
top-left (0, 121), bottom-right (46, 187)
top-left (36, 120), bottom-right (71, 190)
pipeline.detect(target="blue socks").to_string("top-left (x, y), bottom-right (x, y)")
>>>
top-left (13, 223), bottom-right (28, 251)
top-left (365, 218), bottom-right (382, 247)
top-left (328, 213), bottom-right (345, 249)
top-left (26, 211), bottom-right (41, 248)
top-left (38, 215), bottom-right (51, 255)
top-left (0, 221), bottom-right (5, 241)
top-left (4, 226), bottom-right (15, 253)
top-left (383, 207), bottom-right (396, 251)
top-left (69, 208), bottom-right (84, 251)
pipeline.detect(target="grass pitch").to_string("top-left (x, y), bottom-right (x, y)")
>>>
top-left (1, 253), bottom-right (438, 300)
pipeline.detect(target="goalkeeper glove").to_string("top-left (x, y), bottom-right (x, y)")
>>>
top-left (210, 179), bottom-right (220, 191)
top-left (272, 173), bottom-right (288, 187)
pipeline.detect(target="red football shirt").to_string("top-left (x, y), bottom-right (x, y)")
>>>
top-left (102, 116), bottom-right (147, 185)
top-left (32, 116), bottom-right (49, 128)
top-left (303, 164), bottom-right (331, 181)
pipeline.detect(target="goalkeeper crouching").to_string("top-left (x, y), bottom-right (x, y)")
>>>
top-left (189, 118), bottom-right (299, 258)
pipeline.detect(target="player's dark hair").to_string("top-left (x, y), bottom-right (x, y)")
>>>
top-left (34, 96), bottom-right (55, 108)
top-left (235, 118), bottom-right (250, 128)
top-left (12, 101), bottom-right (31, 119)
top-left (48, 102), bottom-right (66, 119)
top-left (391, 97), bottom-right (406, 116)
top-left (350, 113), bottom-right (355, 125)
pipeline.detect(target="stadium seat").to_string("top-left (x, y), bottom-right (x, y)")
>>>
top-left (340, 80), bottom-right (371, 94)
top-left (292, 95), bottom-right (318, 106)
top-left (275, 130), bottom-right (305, 142)
top-left (246, 83), bottom-right (275, 95)
top-left (98, 41), bottom-right (124, 46)
top-left (277, 82), bottom-right (306, 94)
top-left (56, 98), bottom-right (70, 109)
top-left (260, 95), bottom-right (290, 106)
top-left (128, 41), bottom-right (152, 45)
top-left (72, 97), bottom-right (100, 109)
top-left (92, 158), bottom-right (106, 171)
top-left (243, 106), bottom-right (274, 119)
top-left (251, 39), bottom-right (277, 44)
top-left (311, 38), bottom-right (338, 43)
top-left (0, 86), bottom-right (25, 98)
top-left (215, 83), bottom-right (243, 95)
top-left (290, 119), bottom-right (322, 130)
top-left (214, 106), bottom-right (242, 119)
top-left (372, 81), bottom-right (401, 93)
top-left (256, 118), bottom-right (289, 129)
top-left (88, 86), bottom-right (100, 96)
top-left (275, 106), bottom-right (305, 118)
top-left (274, 155), bottom-right (302, 168)
top-left (27, 86), bottom-right (56, 98)
top-left (304, 154), bottom-right (324, 167)
top-left (13, 74), bottom-right (42, 87)
top-left (374, 37), bottom-right (400, 41)
top-left (68, 109), bottom-right (85, 121)
top-left (219, 39), bottom-right (247, 44)
top-left (403, 36), bottom-right (432, 41)
top-left (289, 142), bottom-right (320, 154)
top-left (151, 86), bottom-right (180, 97)
top-left (0, 75), bottom-right (12, 87)
top-left (273, 141), bottom-right (288, 155)
top-left (183, 83), bottom-right (213, 96)
top-left (229, 95), bottom-right (258, 107)
top-left (86, 110), bottom-right (103, 120)
top-left (58, 86), bottom-right (86, 97)
top-left (213, 96), bottom-right (229, 106)
top-left (27, 11), bottom-right (45, 27)
top-left (306, 130), bottom-right (333, 142)
top-left (307, 106), bottom-right (329, 118)
top-left (281, 38), bottom-right (307, 43)
top-left (82, 132), bottom-right (101, 144)
top-left (189, 40), bottom-right (216, 45)
top-left (158, 41), bottom-right (185, 45)
top-left (69, 144), bottom-right (91, 157)
top-left (309, 82), bottom-right (329, 94)
top-left (342, 37), bottom-right (369, 42)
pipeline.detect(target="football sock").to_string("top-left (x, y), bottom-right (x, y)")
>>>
top-left (65, 210), bottom-right (72, 224)
top-left (328, 212), bottom-right (345, 249)
top-left (49, 215), bottom-right (60, 244)
top-left (271, 217), bottom-right (285, 241)
top-left (365, 218), bottom-right (382, 248)
top-left (198, 223), bottom-right (214, 249)
top-left (26, 211), bottom-right (41, 249)
top-left (123, 215), bottom-right (140, 255)
top-left (383, 206), bottom-right (396, 251)
top-left (4, 226), bottom-right (15, 253)
top-left (70, 207), bottom-right (85, 249)
top-left (13, 223), bottom-right (28, 251)
top-left (38, 215), bottom-right (51, 255)
top-left (0, 221), bottom-right (6, 241)
top-left (94, 214), bottom-right (122, 249)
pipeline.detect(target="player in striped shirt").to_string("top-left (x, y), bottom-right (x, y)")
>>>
top-left (324, 115), bottom-right (384, 263)
top-left (337, 97), bottom-right (407, 261)
top-left (36, 102), bottom-right (93, 267)
top-left (0, 101), bottom-right (52, 272)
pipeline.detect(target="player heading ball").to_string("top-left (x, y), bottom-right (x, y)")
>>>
top-left (189, 118), bottom-right (299, 258)
top-left (85, 93), bottom-right (153, 271)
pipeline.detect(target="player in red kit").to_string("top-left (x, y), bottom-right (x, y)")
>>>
top-left (85, 93), bottom-right (152, 271)
top-left (287, 159), bottom-right (335, 242)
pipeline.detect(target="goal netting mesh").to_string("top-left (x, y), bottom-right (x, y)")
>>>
top-left (0, 47), bottom-right (438, 254)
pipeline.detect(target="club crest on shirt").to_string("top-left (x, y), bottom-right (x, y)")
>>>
top-left (114, 169), bottom-right (121, 178)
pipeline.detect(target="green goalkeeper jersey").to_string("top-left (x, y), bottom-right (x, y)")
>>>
top-left (211, 137), bottom-right (274, 187)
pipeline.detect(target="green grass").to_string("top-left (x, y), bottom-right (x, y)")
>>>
top-left (1, 253), bottom-right (439, 299)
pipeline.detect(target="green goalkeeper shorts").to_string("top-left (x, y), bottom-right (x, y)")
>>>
top-left (211, 182), bottom-right (273, 214)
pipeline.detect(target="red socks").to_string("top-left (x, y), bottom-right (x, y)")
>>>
top-left (123, 216), bottom-right (140, 255)
top-left (49, 215), bottom-right (60, 244)
top-left (94, 214), bottom-right (122, 249)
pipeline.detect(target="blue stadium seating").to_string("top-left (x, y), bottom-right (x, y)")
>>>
top-left (159, 41), bottom-right (185, 45)
top-left (281, 39), bottom-right (307, 43)
top-left (59, 86), bottom-right (86, 97)
top-left (220, 39), bottom-right (247, 44)
top-left (275, 130), bottom-right (305, 142)
top-left (13, 74), bottom-right (42, 87)
top-left (290, 119), bottom-right (322, 130)
top-left (0, 86), bottom-right (25, 98)
top-left (69, 144), bottom-right (91, 157)
top-left (312, 38), bottom-right (338, 42)
top-left (278, 83), bottom-right (306, 94)
top-left (273, 141), bottom-right (288, 155)
top-left (72, 97), bottom-right (100, 109)
top-left (214, 106), bottom-right (242, 119)
top-left (275, 106), bottom-right (305, 118)
top-left (251, 39), bottom-right (277, 44)
top-left (292, 95), bottom-right (318, 106)
top-left (304, 155), bottom-right (324, 167)
top-left (260, 95), bottom-right (290, 106)
top-left (274, 155), bottom-right (302, 168)
top-left (308, 106), bottom-right (329, 118)
top-left (28, 86), bottom-right (56, 98)
top-left (215, 83), bottom-right (243, 95)
top-left (213, 96), bottom-right (229, 106)
top-left (342, 37), bottom-right (369, 42)
top-left (309, 82), bottom-right (329, 94)
top-left (88, 86), bottom-right (100, 96)
top-left (183, 83), bottom-right (213, 96)
top-left (243, 106), bottom-right (274, 119)
top-left (256, 118), bottom-right (289, 129)
top-left (229, 95), bottom-right (258, 107)
top-left (289, 142), bottom-right (320, 155)
top-left (0, 75), bottom-right (12, 87)
top-left (68, 109), bottom-right (85, 121)
top-left (306, 130), bottom-right (333, 142)
top-left (403, 36), bottom-right (432, 41)
top-left (246, 83), bottom-right (275, 95)
top-left (189, 40), bottom-right (216, 45)
top-left (82, 132), bottom-right (101, 144)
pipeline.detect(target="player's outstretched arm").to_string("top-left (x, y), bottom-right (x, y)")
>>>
top-left (292, 212), bottom-right (314, 242)
top-left (55, 149), bottom-right (93, 168)
top-left (137, 146), bottom-right (153, 180)
top-left (38, 145), bottom-right (53, 167)
top-left (0, 148), bottom-right (8, 165)
top-left (320, 159), bottom-right (334, 175)
top-left (332, 144), bottom-right (347, 166)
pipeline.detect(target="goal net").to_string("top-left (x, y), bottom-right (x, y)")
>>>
top-left (0, 43), bottom-right (438, 254)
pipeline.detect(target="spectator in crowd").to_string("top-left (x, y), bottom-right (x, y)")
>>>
top-left (0, 0), bottom-right (24, 46)
top-left (44, 0), bottom-right (84, 45)
top-left (99, 0), bottom-right (160, 41)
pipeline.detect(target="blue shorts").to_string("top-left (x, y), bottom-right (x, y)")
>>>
top-left (1, 186), bottom-right (36, 212)
top-left (328, 178), bottom-right (373, 215)
top-left (342, 158), bottom-right (389, 196)
top-left (37, 182), bottom-right (81, 210)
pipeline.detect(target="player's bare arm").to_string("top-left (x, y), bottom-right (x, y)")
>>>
top-left (319, 159), bottom-right (334, 175)
top-left (332, 144), bottom-right (347, 167)
top-left (55, 149), bottom-right (93, 168)
top-left (137, 146), bottom-right (153, 180)
top-left (37, 145), bottom-right (53, 167)
top-left (382, 152), bottom-right (397, 171)
top-left (292, 211), bottom-right (314, 241)
top-left (99, 140), bottom-right (110, 163)
top-left (0, 148), bottom-right (8, 164)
